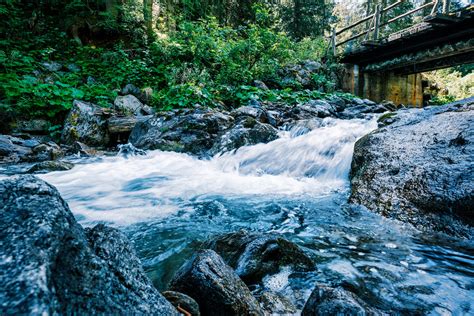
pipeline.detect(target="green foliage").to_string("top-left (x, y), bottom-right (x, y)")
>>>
top-left (0, 46), bottom-right (119, 119)
top-left (429, 94), bottom-right (456, 106)
top-left (424, 66), bottom-right (474, 105)
top-left (1, 1), bottom-right (337, 124)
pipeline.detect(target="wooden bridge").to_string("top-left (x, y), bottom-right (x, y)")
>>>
top-left (331, 1), bottom-right (474, 106)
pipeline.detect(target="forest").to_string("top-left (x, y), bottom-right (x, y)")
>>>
top-left (1, 0), bottom-right (335, 131)
top-left (1, 1), bottom-right (472, 132)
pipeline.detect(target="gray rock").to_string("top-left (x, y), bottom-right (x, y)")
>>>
top-left (169, 249), bottom-right (263, 316)
top-left (61, 100), bottom-right (109, 147)
top-left (352, 97), bottom-right (365, 105)
top-left (27, 160), bottom-right (74, 173)
top-left (258, 291), bottom-right (297, 315)
top-left (302, 285), bottom-right (381, 316)
top-left (211, 119), bottom-right (279, 155)
top-left (278, 61), bottom-right (324, 90)
top-left (289, 100), bottom-right (336, 120)
top-left (114, 95), bottom-right (152, 116)
top-left (31, 142), bottom-right (63, 161)
top-left (68, 141), bottom-right (98, 157)
top-left (325, 96), bottom-right (347, 112)
top-left (0, 175), bottom-right (178, 315)
top-left (162, 291), bottom-right (200, 316)
top-left (66, 63), bottom-right (81, 73)
top-left (363, 99), bottom-right (377, 106)
top-left (0, 135), bottom-right (32, 162)
top-left (41, 61), bottom-right (62, 72)
top-left (350, 101), bottom-right (474, 238)
top-left (232, 106), bottom-right (268, 122)
top-left (303, 60), bottom-right (322, 72)
top-left (254, 80), bottom-right (269, 90)
top-left (204, 230), bottom-right (314, 284)
top-left (129, 109), bottom-right (234, 157)
top-left (22, 139), bottom-right (41, 148)
top-left (121, 83), bottom-right (142, 96)
top-left (120, 84), bottom-right (153, 104)
top-left (14, 119), bottom-right (50, 134)
top-left (117, 143), bottom-right (147, 157)
top-left (304, 100), bottom-right (337, 118)
top-left (0, 135), bottom-right (63, 163)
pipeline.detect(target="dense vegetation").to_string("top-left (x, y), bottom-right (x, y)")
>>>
top-left (0, 0), bottom-right (337, 128)
top-left (423, 65), bottom-right (474, 105)
top-left (1, 0), bottom-right (470, 130)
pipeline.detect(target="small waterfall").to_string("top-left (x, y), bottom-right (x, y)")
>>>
top-left (40, 117), bottom-right (377, 225)
top-left (214, 117), bottom-right (377, 180)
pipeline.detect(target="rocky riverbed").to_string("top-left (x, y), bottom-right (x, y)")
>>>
top-left (1, 95), bottom-right (473, 314)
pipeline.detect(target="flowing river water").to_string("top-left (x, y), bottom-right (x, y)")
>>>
top-left (21, 116), bottom-right (473, 314)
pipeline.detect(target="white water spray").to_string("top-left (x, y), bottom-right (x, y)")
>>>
top-left (41, 117), bottom-right (378, 225)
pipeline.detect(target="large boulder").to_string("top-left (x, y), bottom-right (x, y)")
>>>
top-left (0, 135), bottom-right (63, 163)
top-left (129, 109), bottom-right (234, 157)
top-left (114, 95), bottom-right (153, 116)
top-left (210, 119), bottom-right (279, 155)
top-left (350, 100), bottom-right (474, 238)
top-left (204, 230), bottom-right (314, 284)
top-left (0, 175), bottom-right (178, 315)
top-left (61, 100), bottom-right (109, 147)
top-left (169, 249), bottom-right (263, 316)
top-left (302, 284), bottom-right (381, 316)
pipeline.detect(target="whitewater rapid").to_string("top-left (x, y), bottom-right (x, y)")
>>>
top-left (40, 117), bottom-right (377, 226)
top-left (11, 115), bottom-right (474, 313)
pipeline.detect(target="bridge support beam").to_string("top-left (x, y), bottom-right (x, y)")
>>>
top-left (342, 65), bottom-right (424, 107)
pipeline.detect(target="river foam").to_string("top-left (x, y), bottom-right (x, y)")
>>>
top-left (41, 117), bottom-right (377, 226)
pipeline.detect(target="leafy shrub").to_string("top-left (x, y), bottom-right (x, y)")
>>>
top-left (1, 4), bottom-right (336, 124)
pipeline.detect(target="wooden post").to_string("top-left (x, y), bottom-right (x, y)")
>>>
top-left (442, 0), bottom-right (450, 13)
top-left (332, 27), bottom-right (336, 56)
top-left (373, 4), bottom-right (381, 41)
top-left (431, 0), bottom-right (439, 15)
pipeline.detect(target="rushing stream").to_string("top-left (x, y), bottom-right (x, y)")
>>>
top-left (31, 116), bottom-right (474, 314)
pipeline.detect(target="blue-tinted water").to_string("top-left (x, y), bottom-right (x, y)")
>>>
top-left (33, 117), bottom-right (473, 314)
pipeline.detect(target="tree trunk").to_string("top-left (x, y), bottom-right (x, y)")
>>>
top-left (294, 0), bottom-right (302, 39)
top-left (144, 0), bottom-right (154, 39)
top-left (106, 0), bottom-right (118, 19)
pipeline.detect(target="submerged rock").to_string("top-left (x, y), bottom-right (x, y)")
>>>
top-left (350, 101), bottom-right (474, 238)
top-left (162, 291), bottom-right (200, 316)
top-left (27, 160), bottom-right (74, 173)
top-left (205, 230), bottom-right (314, 284)
top-left (302, 284), bottom-right (381, 316)
top-left (61, 100), bottom-right (109, 147)
top-left (0, 175), bottom-right (178, 315)
top-left (169, 249), bottom-right (263, 316)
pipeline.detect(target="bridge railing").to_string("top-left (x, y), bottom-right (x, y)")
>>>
top-left (329, 0), bottom-right (454, 55)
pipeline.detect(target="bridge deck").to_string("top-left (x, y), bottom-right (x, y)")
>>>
top-left (340, 10), bottom-right (474, 73)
